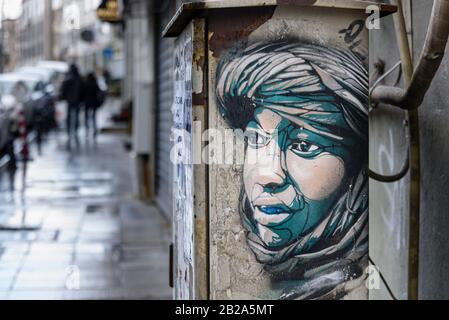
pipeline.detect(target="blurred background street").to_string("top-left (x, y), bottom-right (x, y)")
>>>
top-left (0, 99), bottom-right (171, 299)
top-left (0, 0), bottom-right (178, 300)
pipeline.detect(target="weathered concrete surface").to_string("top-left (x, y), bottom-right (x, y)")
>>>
top-left (412, 1), bottom-right (449, 300)
top-left (0, 102), bottom-right (172, 300)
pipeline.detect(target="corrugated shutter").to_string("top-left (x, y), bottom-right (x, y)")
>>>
top-left (155, 3), bottom-right (175, 219)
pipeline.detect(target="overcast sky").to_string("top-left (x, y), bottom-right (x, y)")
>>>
top-left (1, 0), bottom-right (22, 20)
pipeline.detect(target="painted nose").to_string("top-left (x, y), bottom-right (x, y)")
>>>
top-left (257, 141), bottom-right (286, 191)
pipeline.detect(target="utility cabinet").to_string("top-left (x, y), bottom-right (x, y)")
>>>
top-left (165, 0), bottom-right (395, 300)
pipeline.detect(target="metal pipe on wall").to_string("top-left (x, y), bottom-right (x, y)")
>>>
top-left (372, 0), bottom-right (449, 109)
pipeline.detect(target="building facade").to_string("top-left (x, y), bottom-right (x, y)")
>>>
top-left (14, 0), bottom-right (122, 76)
top-left (120, 0), bottom-right (198, 219)
top-left (2, 19), bottom-right (17, 72)
top-left (16, 0), bottom-right (53, 66)
top-left (53, 0), bottom-right (123, 76)
top-left (119, 0), bottom-right (182, 217)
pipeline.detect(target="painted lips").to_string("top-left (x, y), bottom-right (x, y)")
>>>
top-left (258, 205), bottom-right (289, 215)
top-left (253, 204), bottom-right (293, 226)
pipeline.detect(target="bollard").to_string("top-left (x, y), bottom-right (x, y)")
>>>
top-left (164, 0), bottom-right (396, 300)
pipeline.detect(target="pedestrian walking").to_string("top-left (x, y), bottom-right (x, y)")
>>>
top-left (60, 64), bottom-right (84, 141)
top-left (84, 72), bottom-right (105, 137)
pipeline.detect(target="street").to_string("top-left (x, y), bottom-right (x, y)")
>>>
top-left (0, 100), bottom-right (172, 300)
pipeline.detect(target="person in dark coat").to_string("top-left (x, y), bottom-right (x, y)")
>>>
top-left (84, 72), bottom-right (102, 136)
top-left (60, 64), bottom-right (84, 139)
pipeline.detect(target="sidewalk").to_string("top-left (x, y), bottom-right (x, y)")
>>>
top-left (0, 100), bottom-right (172, 300)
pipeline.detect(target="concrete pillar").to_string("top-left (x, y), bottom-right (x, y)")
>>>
top-left (127, 0), bottom-right (156, 201)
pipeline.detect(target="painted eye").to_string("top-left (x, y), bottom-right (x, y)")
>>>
top-left (246, 131), bottom-right (268, 148)
top-left (290, 140), bottom-right (321, 156)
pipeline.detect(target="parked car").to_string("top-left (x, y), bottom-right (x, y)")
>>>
top-left (36, 60), bottom-right (69, 74)
top-left (14, 66), bottom-right (57, 97)
top-left (16, 66), bottom-right (55, 83)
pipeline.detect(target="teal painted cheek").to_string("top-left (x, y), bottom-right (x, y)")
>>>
top-left (267, 228), bottom-right (293, 248)
top-left (268, 213), bottom-right (309, 248)
top-left (265, 201), bottom-right (332, 249)
top-left (298, 200), bottom-right (334, 235)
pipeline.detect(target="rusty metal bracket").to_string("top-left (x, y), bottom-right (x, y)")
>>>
top-left (371, 0), bottom-right (449, 110)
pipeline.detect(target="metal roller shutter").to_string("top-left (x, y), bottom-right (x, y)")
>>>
top-left (155, 2), bottom-right (175, 219)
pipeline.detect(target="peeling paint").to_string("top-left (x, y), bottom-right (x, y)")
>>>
top-left (208, 7), bottom-right (275, 59)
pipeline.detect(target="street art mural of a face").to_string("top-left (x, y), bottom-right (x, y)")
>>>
top-left (215, 41), bottom-right (368, 299)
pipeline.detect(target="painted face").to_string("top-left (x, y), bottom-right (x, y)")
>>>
top-left (243, 107), bottom-right (356, 250)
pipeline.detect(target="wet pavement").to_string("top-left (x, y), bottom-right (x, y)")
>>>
top-left (0, 100), bottom-right (172, 300)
